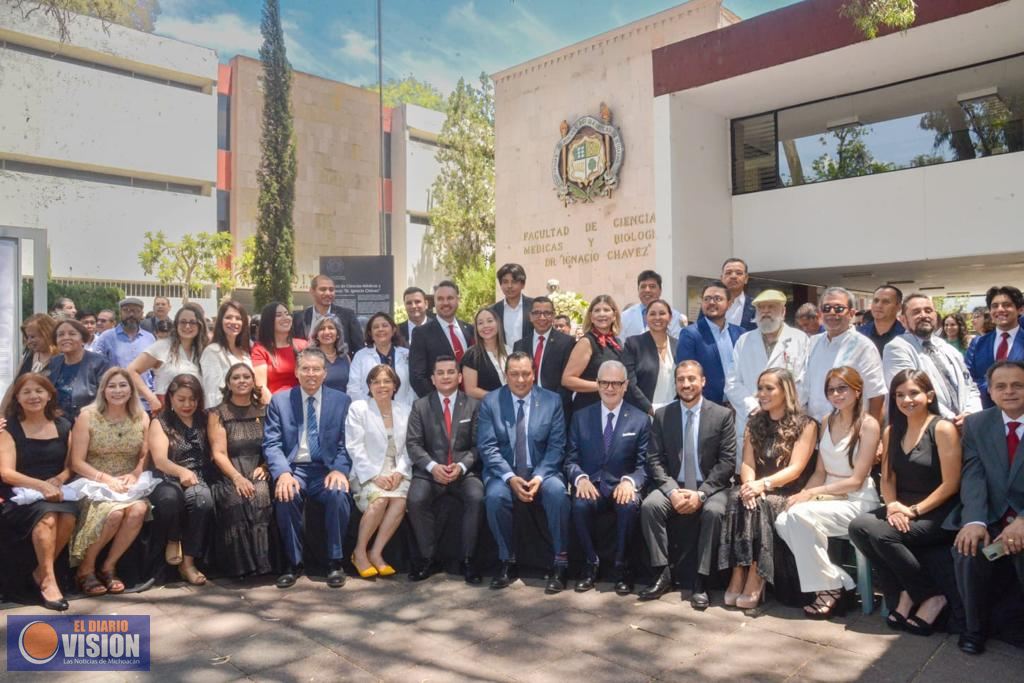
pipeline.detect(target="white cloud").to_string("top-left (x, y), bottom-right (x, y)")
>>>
top-left (336, 29), bottom-right (377, 64)
top-left (156, 12), bottom-right (261, 57)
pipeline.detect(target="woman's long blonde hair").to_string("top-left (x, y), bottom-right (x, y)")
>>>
top-left (90, 367), bottom-right (145, 421)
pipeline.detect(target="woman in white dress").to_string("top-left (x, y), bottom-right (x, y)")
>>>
top-left (347, 313), bottom-right (416, 407)
top-left (200, 300), bottom-right (254, 408)
top-left (128, 303), bottom-right (207, 413)
top-left (774, 366), bottom-right (881, 619)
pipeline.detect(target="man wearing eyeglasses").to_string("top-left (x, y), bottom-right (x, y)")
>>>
top-left (564, 360), bottom-right (648, 595)
top-left (804, 287), bottom-right (887, 421)
top-left (512, 296), bottom-right (573, 418)
top-left (675, 280), bottom-right (744, 405)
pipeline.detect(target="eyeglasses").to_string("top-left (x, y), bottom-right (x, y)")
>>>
top-left (826, 385), bottom-right (851, 396)
top-left (821, 304), bottom-right (849, 314)
top-left (530, 310), bottom-right (554, 318)
top-left (178, 320), bottom-right (201, 328)
top-left (597, 380), bottom-right (626, 389)
top-left (702, 296), bottom-right (726, 304)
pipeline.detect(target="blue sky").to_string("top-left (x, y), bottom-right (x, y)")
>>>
top-left (156, 0), bottom-right (800, 93)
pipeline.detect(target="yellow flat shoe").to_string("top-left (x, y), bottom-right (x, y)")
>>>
top-left (375, 564), bottom-right (396, 577)
top-left (351, 554), bottom-right (378, 579)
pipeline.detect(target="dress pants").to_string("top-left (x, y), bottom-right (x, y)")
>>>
top-left (484, 474), bottom-right (570, 564)
top-left (641, 488), bottom-right (728, 588)
top-left (571, 482), bottom-right (639, 566)
top-left (275, 463), bottom-right (352, 568)
top-left (952, 526), bottom-right (1024, 639)
top-left (848, 507), bottom-right (952, 605)
top-left (775, 497), bottom-right (875, 593)
top-left (406, 474), bottom-right (484, 560)
top-left (149, 478), bottom-right (213, 558)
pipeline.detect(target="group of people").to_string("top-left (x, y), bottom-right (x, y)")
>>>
top-left (3, 263), bottom-right (1023, 658)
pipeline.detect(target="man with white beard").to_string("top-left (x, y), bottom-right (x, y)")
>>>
top-left (724, 290), bottom-right (809, 464)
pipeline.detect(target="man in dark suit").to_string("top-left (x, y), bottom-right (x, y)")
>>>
top-left (479, 352), bottom-right (570, 593)
top-left (638, 360), bottom-right (737, 608)
top-left (721, 258), bottom-right (757, 331)
top-left (949, 360), bottom-right (1024, 655)
top-left (292, 275), bottom-right (364, 355)
top-left (676, 280), bottom-right (744, 405)
top-left (491, 263), bottom-right (533, 351)
top-left (512, 296), bottom-right (573, 415)
top-left (967, 286), bottom-right (1024, 408)
top-left (401, 286), bottom-right (432, 344)
top-left (409, 280), bottom-right (475, 397)
top-left (406, 355), bottom-right (484, 584)
top-left (565, 360), bottom-right (648, 594)
top-left (263, 348), bottom-right (353, 589)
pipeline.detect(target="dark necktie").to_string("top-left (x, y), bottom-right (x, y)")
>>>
top-left (443, 397), bottom-right (453, 466)
top-left (681, 408), bottom-right (697, 490)
top-left (514, 399), bottom-right (528, 475)
top-left (641, 306), bottom-right (648, 330)
top-left (921, 340), bottom-right (960, 413)
top-left (306, 396), bottom-right (321, 462)
top-left (996, 332), bottom-right (1010, 361)
top-left (449, 324), bottom-right (465, 363)
top-left (603, 411), bottom-right (615, 454)
top-left (1001, 422), bottom-right (1021, 527)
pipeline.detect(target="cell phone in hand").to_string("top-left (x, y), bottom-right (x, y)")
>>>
top-left (982, 541), bottom-right (1007, 561)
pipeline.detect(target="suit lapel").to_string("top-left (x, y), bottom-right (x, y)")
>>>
top-left (665, 401), bottom-right (683, 472)
top-left (592, 403), bottom-right (607, 461)
top-left (609, 404), bottom-right (630, 464)
top-left (290, 389), bottom-right (303, 437)
top-left (1012, 331), bottom-right (1024, 362)
top-left (699, 318), bottom-right (722, 366)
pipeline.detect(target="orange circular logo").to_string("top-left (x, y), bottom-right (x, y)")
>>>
top-left (19, 621), bottom-right (59, 665)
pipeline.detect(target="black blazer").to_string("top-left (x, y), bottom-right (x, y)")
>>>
top-left (513, 329), bottom-right (573, 413)
top-left (292, 305), bottom-right (364, 357)
top-left (491, 296), bottom-right (534, 342)
top-left (647, 399), bottom-right (736, 498)
top-left (460, 346), bottom-right (505, 393)
top-left (409, 318), bottom-right (476, 397)
top-left (406, 390), bottom-right (480, 479)
top-left (401, 317), bottom-right (433, 346)
top-left (622, 332), bottom-right (679, 414)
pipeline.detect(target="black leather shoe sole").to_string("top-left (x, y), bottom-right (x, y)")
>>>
top-left (574, 579), bottom-right (595, 593)
top-left (326, 571), bottom-right (346, 588)
top-left (614, 581), bottom-right (633, 596)
top-left (690, 592), bottom-right (710, 610)
top-left (490, 577), bottom-right (511, 590)
top-left (545, 579), bottom-right (566, 594)
top-left (276, 574), bottom-right (298, 589)
top-left (637, 585), bottom-right (670, 601)
top-left (958, 636), bottom-right (985, 655)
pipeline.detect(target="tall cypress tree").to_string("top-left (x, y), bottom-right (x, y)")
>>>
top-left (252, 0), bottom-right (297, 309)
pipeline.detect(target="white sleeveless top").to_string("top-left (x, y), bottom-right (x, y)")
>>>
top-left (819, 420), bottom-right (879, 504)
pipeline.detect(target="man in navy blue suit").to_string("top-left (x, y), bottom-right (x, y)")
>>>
top-left (479, 351), bottom-right (571, 593)
top-left (264, 348), bottom-right (353, 589)
top-left (967, 286), bottom-right (1024, 408)
top-left (565, 360), bottom-right (648, 595)
top-left (721, 258), bottom-right (757, 331)
top-left (676, 280), bottom-right (744, 405)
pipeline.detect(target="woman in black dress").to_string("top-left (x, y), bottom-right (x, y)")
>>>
top-left (849, 369), bottom-right (962, 636)
top-left (0, 373), bottom-right (77, 610)
top-left (720, 368), bottom-right (817, 610)
top-left (149, 374), bottom-right (214, 586)
top-left (461, 307), bottom-right (508, 400)
top-left (209, 363), bottom-right (274, 577)
top-left (563, 294), bottom-right (624, 412)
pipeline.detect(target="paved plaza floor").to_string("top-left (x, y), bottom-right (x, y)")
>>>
top-left (2, 571), bottom-right (1022, 682)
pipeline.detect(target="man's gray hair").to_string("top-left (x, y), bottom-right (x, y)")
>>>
top-left (819, 286), bottom-right (855, 308)
top-left (597, 359), bottom-right (627, 379)
top-left (296, 347), bottom-right (328, 367)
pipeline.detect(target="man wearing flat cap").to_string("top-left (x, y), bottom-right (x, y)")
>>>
top-left (93, 297), bottom-right (156, 398)
top-left (724, 290), bottom-right (809, 461)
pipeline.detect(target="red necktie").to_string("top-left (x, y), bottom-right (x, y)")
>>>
top-left (443, 397), bottom-right (453, 466)
top-left (996, 332), bottom-right (1010, 361)
top-left (533, 335), bottom-right (545, 378)
top-left (1002, 421), bottom-right (1021, 527)
top-left (449, 324), bottom-right (465, 363)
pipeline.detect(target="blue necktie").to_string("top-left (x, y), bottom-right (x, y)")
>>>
top-left (604, 411), bottom-right (615, 453)
top-left (514, 399), bottom-right (528, 474)
top-left (641, 306), bottom-right (647, 330)
top-left (307, 396), bottom-right (322, 462)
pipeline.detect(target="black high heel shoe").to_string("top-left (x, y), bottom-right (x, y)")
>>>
top-left (885, 609), bottom-right (909, 632)
top-left (31, 576), bottom-right (69, 612)
top-left (903, 603), bottom-right (949, 637)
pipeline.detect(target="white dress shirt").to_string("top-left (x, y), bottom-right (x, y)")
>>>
top-left (677, 399), bottom-right (704, 485)
top-left (574, 401), bottom-right (624, 487)
top-left (620, 302), bottom-right (684, 339)
top-left (502, 391), bottom-right (533, 482)
top-left (502, 299), bottom-right (524, 351)
top-left (725, 292), bottom-right (746, 327)
top-left (994, 325), bottom-right (1020, 361)
top-left (437, 315), bottom-right (468, 353)
top-left (294, 386), bottom-right (323, 464)
top-left (707, 319), bottom-right (737, 377)
top-left (531, 331), bottom-right (549, 377)
top-left (804, 328), bottom-right (887, 421)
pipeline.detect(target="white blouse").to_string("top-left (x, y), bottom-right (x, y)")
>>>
top-left (200, 343), bottom-right (252, 408)
top-left (144, 338), bottom-right (202, 394)
top-left (346, 346), bottom-right (417, 407)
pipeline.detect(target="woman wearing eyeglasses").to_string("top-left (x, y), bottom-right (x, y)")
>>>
top-left (128, 303), bottom-right (207, 414)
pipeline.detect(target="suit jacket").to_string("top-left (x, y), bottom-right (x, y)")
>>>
top-left (401, 317), bottom-right (433, 346)
top-left (512, 329), bottom-right (573, 413)
top-left (478, 385), bottom-right (566, 484)
top-left (491, 296), bottom-right (534, 343)
top-left (966, 329), bottom-right (1024, 408)
top-left (622, 332), bottom-right (679, 414)
top-left (675, 317), bottom-right (744, 404)
top-left (406, 390), bottom-right (479, 479)
top-left (945, 407), bottom-right (1024, 529)
top-left (293, 305), bottom-right (364, 356)
top-left (46, 351), bottom-right (111, 419)
top-left (263, 386), bottom-right (353, 479)
top-left (565, 401), bottom-right (648, 492)
top-left (646, 399), bottom-right (736, 498)
top-left (738, 295), bottom-right (757, 332)
top-left (409, 318), bottom-right (476, 397)
top-left (883, 333), bottom-right (982, 419)
top-left (345, 399), bottom-right (412, 485)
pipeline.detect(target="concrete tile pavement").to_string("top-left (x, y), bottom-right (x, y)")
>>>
top-left (2, 575), bottom-right (1022, 682)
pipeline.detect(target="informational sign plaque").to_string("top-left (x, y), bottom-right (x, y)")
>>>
top-left (319, 256), bottom-right (395, 319)
top-left (0, 238), bottom-right (20, 400)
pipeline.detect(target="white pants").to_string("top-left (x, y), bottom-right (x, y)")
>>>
top-left (775, 496), bottom-right (877, 593)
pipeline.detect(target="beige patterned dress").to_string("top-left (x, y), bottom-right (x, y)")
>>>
top-left (69, 412), bottom-right (148, 567)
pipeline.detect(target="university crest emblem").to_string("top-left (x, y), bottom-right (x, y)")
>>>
top-left (553, 103), bottom-right (623, 205)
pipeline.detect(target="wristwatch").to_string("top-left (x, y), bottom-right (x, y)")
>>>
top-left (697, 491), bottom-right (708, 503)
top-left (763, 478), bottom-right (773, 492)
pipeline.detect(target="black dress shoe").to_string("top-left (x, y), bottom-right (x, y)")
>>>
top-left (545, 565), bottom-right (568, 594)
top-left (490, 561), bottom-right (517, 589)
top-left (461, 558), bottom-right (482, 585)
top-left (637, 567), bottom-right (672, 601)
top-left (276, 566), bottom-right (302, 589)
top-left (690, 591), bottom-right (710, 610)
top-left (958, 634), bottom-right (985, 655)
top-left (326, 562), bottom-right (346, 589)
top-left (32, 577), bottom-right (69, 611)
top-left (409, 560), bottom-right (440, 582)
top-left (575, 563), bottom-right (599, 593)
top-left (613, 566), bottom-right (633, 596)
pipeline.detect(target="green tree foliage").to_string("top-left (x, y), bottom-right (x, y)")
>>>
top-left (428, 73), bottom-right (495, 281)
top-left (840, 0), bottom-right (916, 39)
top-left (365, 76), bottom-right (446, 112)
top-left (920, 100), bottom-right (1024, 162)
top-left (811, 125), bottom-right (894, 181)
top-left (21, 279), bottom-right (124, 320)
top-left (252, 0), bottom-right (297, 310)
top-left (11, 0), bottom-right (160, 41)
top-left (138, 231), bottom-right (232, 301)
top-left (454, 261), bottom-right (497, 322)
